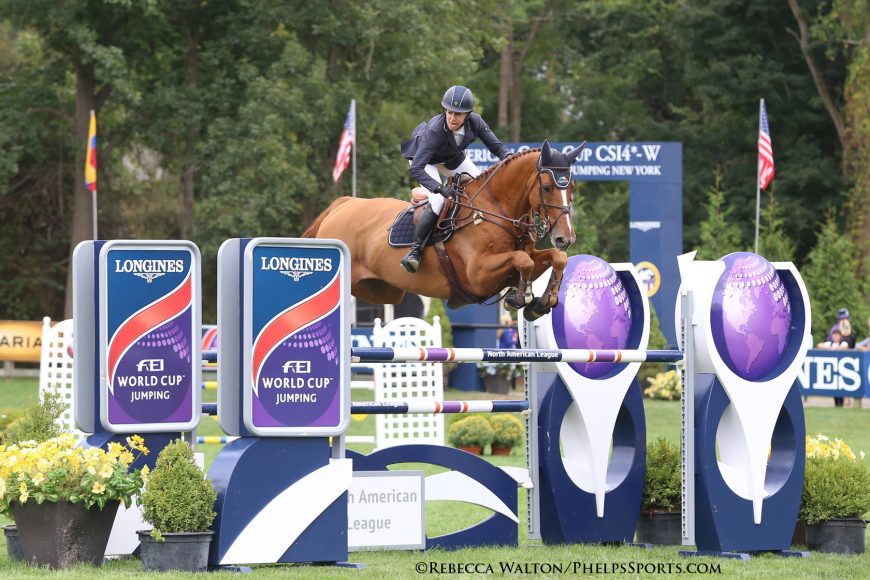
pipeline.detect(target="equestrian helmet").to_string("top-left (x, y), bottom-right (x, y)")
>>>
top-left (442, 86), bottom-right (474, 113)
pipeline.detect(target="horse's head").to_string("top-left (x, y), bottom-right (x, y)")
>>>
top-left (531, 140), bottom-right (585, 251)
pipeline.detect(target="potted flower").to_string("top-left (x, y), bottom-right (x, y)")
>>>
top-left (642, 370), bottom-right (682, 401)
top-left (489, 414), bottom-right (524, 456)
top-left (635, 437), bottom-right (682, 545)
top-left (447, 416), bottom-right (494, 455)
top-left (477, 361), bottom-right (523, 394)
top-left (0, 433), bottom-right (149, 569)
top-left (799, 434), bottom-right (870, 554)
top-left (1, 389), bottom-right (85, 564)
top-left (138, 439), bottom-right (217, 572)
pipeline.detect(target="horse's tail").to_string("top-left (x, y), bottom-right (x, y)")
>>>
top-left (301, 196), bottom-right (353, 238)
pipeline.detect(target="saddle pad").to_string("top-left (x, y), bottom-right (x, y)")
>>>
top-left (388, 205), bottom-right (455, 248)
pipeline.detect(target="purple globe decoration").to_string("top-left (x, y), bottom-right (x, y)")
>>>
top-left (711, 252), bottom-right (791, 381)
top-left (553, 255), bottom-right (632, 379)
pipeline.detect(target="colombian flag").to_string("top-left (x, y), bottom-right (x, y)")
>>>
top-left (84, 110), bottom-right (97, 192)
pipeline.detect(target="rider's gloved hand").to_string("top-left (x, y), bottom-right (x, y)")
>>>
top-left (436, 184), bottom-right (460, 199)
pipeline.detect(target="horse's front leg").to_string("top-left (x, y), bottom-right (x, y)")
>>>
top-left (466, 250), bottom-right (535, 310)
top-left (522, 248), bottom-right (568, 320)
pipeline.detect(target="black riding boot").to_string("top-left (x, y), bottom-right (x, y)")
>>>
top-left (401, 207), bottom-right (439, 273)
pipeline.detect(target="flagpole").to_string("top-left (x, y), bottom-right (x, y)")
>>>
top-left (351, 99), bottom-right (357, 198)
top-left (754, 99), bottom-right (762, 254)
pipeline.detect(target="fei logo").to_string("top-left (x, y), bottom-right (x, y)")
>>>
top-left (136, 359), bottom-right (164, 372)
top-left (259, 256), bottom-right (333, 283)
top-left (282, 361), bottom-right (311, 374)
top-left (114, 258), bottom-right (185, 283)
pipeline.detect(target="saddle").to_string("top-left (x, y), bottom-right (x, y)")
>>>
top-left (387, 175), bottom-right (470, 248)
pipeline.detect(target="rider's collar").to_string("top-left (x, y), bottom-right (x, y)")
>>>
top-left (537, 160), bottom-right (572, 190)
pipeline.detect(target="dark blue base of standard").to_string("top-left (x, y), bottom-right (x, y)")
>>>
top-left (347, 444), bottom-right (517, 549)
top-left (208, 437), bottom-right (347, 566)
top-left (536, 373), bottom-right (646, 544)
top-left (693, 375), bottom-right (805, 553)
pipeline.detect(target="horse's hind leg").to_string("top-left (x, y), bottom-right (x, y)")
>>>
top-left (523, 248), bottom-right (568, 321)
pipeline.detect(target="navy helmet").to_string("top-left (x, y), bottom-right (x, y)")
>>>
top-left (442, 85), bottom-right (474, 113)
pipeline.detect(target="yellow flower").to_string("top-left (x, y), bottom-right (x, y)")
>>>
top-left (99, 465), bottom-right (114, 479)
top-left (18, 490), bottom-right (28, 503)
top-left (141, 464), bottom-right (150, 478)
top-left (91, 481), bottom-right (105, 495)
top-left (119, 451), bottom-right (135, 466)
top-left (31, 473), bottom-right (45, 486)
top-left (108, 442), bottom-right (124, 455)
top-left (0, 477), bottom-right (5, 500)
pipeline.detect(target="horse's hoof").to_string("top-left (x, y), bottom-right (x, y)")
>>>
top-left (522, 298), bottom-right (551, 321)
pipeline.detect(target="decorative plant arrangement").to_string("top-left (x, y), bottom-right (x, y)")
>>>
top-left (138, 439), bottom-right (217, 572)
top-left (799, 434), bottom-right (870, 554)
top-left (490, 414), bottom-right (525, 456)
top-left (447, 416), bottom-right (494, 455)
top-left (636, 437), bottom-right (682, 545)
top-left (477, 361), bottom-right (524, 394)
top-left (643, 370), bottom-right (682, 401)
top-left (0, 434), bottom-right (149, 568)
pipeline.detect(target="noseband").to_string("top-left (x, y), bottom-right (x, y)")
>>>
top-left (528, 164), bottom-right (573, 243)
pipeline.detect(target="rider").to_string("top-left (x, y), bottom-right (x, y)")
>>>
top-left (399, 85), bottom-right (511, 273)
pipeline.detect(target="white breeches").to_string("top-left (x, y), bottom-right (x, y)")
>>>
top-left (411, 157), bottom-right (482, 213)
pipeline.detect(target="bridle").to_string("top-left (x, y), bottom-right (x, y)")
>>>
top-left (445, 152), bottom-right (573, 245)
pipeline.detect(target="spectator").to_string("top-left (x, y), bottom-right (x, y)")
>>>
top-left (818, 329), bottom-right (848, 407)
top-left (497, 314), bottom-right (518, 349)
top-left (857, 317), bottom-right (870, 351)
top-left (827, 308), bottom-right (851, 341)
top-left (839, 319), bottom-right (857, 349)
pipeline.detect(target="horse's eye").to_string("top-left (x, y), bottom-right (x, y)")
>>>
top-left (542, 185), bottom-right (553, 193)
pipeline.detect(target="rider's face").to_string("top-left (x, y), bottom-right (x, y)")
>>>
top-left (445, 110), bottom-right (468, 131)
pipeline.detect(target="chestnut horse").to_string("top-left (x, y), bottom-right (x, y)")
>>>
top-left (303, 141), bottom-right (584, 320)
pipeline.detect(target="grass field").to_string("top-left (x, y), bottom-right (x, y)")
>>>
top-left (1, 377), bottom-right (869, 577)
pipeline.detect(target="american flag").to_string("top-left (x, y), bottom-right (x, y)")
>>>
top-left (757, 99), bottom-right (774, 190)
top-left (332, 100), bottom-right (355, 182)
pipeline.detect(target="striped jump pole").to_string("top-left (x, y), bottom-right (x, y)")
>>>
top-left (351, 347), bottom-right (684, 365)
top-left (350, 400), bottom-right (529, 415)
top-left (200, 400), bottom-right (528, 417)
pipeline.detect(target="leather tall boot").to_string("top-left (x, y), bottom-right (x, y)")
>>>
top-left (401, 206), bottom-right (439, 273)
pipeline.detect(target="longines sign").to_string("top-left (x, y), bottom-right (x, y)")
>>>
top-left (795, 349), bottom-right (870, 397)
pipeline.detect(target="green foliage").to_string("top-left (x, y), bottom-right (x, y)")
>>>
top-left (758, 190), bottom-right (796, 262)
top-left (477, 361), bottom-right (523, 380)
top-left (0, 408), bottom-right (23, 443)
top-left (446, 415), bottom-right (494, 448)
top-left (642, 437), bottom-right (681, 512)
top-left (643, 370), bottom-right (682, 401)
top-left (637, 304), bottom-right (669, 386)
top-left (425, 298), bottom-right (453, 349)
top-left (696, 170), bottom-right (743, 260)
top-left (4, 389), bottom-right (66, 445)
top-left (140, 440), bottom-right (217, 535)
top-left (802, 214), bottom-right (866, 343)
top-left (801, 455), bottom-right (870, 526)
top-left (490, 414), bottom-right (524, 448)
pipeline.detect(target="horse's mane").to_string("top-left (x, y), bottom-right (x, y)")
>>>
top-left (473, 147), bottom-right (541, 182)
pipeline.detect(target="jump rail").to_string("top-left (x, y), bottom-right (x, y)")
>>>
top-left (201, 347), bottom-right (684, 365)
top-left (200, 400), bottom-right (529, 416)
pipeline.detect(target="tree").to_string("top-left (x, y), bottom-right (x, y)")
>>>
top-left (758, 189), bottom-right (796, 262)
top-left (801, 213), bottom-right (865, 343)
top-left (696, 170), bottom-right (744, 260)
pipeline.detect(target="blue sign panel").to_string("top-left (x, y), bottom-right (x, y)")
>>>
top-left (98, 241), bottom-right (201, 433)
top-left (468, 142), bottom-right (682, 346)
top-left (241, 238), bottom-right (351, 436)
top-left (796, 349), bottom-right (870, 398)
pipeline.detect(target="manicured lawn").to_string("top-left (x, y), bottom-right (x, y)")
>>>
top-left (1, 377), bottom-right (869, 577)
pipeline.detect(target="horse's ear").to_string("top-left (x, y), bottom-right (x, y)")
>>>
top-left (565, 141), bottom-right (587, 163)
top-left (541, 140), bottom-right (552, 164)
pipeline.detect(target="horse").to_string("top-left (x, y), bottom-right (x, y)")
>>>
top-left (303, 140), bottom-right (584, 320)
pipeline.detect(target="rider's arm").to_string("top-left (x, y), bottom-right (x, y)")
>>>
top-left (409, 130), bottom-right (446, 193)
top-left (471, 114), bottom-right (510, 160)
